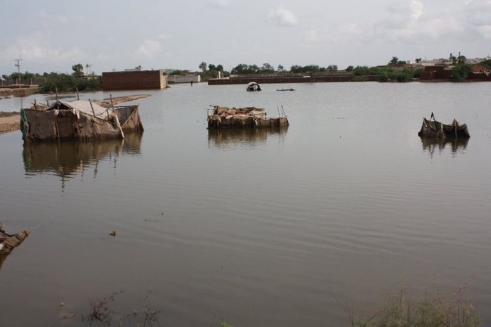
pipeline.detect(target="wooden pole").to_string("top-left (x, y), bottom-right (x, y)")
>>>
top-left (110, 94), bottom-right (115, 113)
top-left (89, 99), bottom-right (96, 117)
top-left (55, 87), bottom-right (59, 109)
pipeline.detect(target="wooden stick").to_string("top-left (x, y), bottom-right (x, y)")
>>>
top-left (89, 99), bottom-right (96, 117)
top-left (55, 87), bottom-right (59, 109)
top-left (110, 94), bottom-right (115, 112)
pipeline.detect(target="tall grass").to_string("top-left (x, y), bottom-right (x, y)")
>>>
top-left (340, 284), bottom-right (481, 327)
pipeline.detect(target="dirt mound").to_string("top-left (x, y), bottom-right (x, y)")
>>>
top-left (0, 112), bottom-right (20, 134)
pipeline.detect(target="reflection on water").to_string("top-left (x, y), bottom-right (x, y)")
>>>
top-left (208, 127), bottom-right (288, 148)
top-left (3, 84), bottom-right (491, 327)
top-left (420, 137), bottom-right (469, 157)
top-left (0, 255), bottom-right (6, 272)
top-left (23, 133), bottom-right (143, 180)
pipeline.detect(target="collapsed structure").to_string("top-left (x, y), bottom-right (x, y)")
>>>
top-left (207, 105), bottom-right (289, 129)
top-left (0, 227), bottom-right (29, 257)
top-left (246, 82), bottom-right (262, 91)
top-left (20, 99), bottom-right (144, 142)
top-left (418, 115), bottom-right (470, 139)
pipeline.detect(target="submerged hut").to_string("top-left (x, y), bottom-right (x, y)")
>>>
top-left (0, 227), bottom-right (29, 257)
top-left (20, 100), bottom-right (143, 142)
top-left (418, 115), bottom-right (470, 139)
top-left (207, 105), bottom-right (289, 129)
top-left (246, 82), bottom-right (262, 91)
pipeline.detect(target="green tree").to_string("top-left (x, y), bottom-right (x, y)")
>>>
top-left (199, 62), bottom-right (207, 72)
top-left (389, 56), bottom-right (399, 66)
top-left (379, 71), bottom-right (389, 82)
top-left (346, 65), bottom-right (354, 71)
top-left (451, 63), bottom-right (472, 82)
top-left (262, 63), bottom-right (274, 73)
top-left (231, 63), bottom-right (247, 74)
top-left (450, 53), bottom-right (457, 65)
top-left (171, 70), bottom-right (187, 75)
top-left (290, 65), bottom-right (301, 73)
top-left (457, 54), bottom-right (467, 65)
top-left (72, 63), bottom-right (84, 77)
top-left (39, 73), bottom-right (101, 93)
top-left (480, 59), bottom-right (491, 69)
top-left (353, 66), bottom-right (370, 76)
top-left (231, 64), bottom-right (261, 74)
top-left (9, 72), bottom-right (22, 80)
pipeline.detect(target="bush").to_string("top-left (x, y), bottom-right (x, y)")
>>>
top-left (451, 64), bottom-right (472, 82)
top-left (341, 284), bottom-right (481, 327)
top-left (39, 73), bottom-right (102, 93)
top-left (352, 75), bottom-right (368, 81)
top-left (378, 72), bottom-right (389, 82)
top-left (391, 71), bottom-right (412, 82)
top-left (413, 68), bottom-right (423, 79)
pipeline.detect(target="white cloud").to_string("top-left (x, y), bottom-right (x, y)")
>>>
top-left (136, 39), bottom-right (163, 58)
top-left (465, 0), bottom-right (491, 38)
top-left (477, 25), bottom-right (491, 38)
top-left (419, 17), bottom-right (463, 38)
top-left (304, 30), bottom-right (320, 44)
top-left (353, 0), bottom-right (466, 44)
top-left (38, 11), bottom-right (69, 25)
top-left (210, 0), bottom-right (230, 8)
top-left (157, 34), bottom-right (170, 40)
top-left (0, 32), bottom-right (85, 67)
top-left (267, 6), bottom-right (298, 27)
top-left (411, 0), bottom-right (423, 20)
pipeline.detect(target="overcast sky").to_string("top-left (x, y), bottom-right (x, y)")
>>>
top-left (1, 0), bottom-right (490, 75)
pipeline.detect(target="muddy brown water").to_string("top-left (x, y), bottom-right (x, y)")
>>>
top-left (1, 83), bottom-right (490, 326)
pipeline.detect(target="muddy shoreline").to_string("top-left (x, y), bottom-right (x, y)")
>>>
top-left (0, 112), bottom-right (20, 134)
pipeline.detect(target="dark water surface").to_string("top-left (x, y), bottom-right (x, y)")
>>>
top-left (1, 82), bottom-right (490, 326)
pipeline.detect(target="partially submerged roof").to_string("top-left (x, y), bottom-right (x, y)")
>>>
top-left (48, 100), bottom-right (109, 118)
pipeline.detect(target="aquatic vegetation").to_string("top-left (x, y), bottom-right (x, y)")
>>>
top-left (340, 284), bottom-right (481, 327)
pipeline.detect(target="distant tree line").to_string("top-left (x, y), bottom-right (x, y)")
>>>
top-left (1, 54), bottom-right (485, 91)
top-left (196, 54), bottom-right (485, 83)
top-left (1, 63), bottom-right (102, 93)
top-left (39, 72), bottom-right (102, 93)
top-left (198, 59), bottom-right (419, 82)
top-left (352, 66), bottom-right (421, 82)
top-left (229, 63), bottom-right (340, 75)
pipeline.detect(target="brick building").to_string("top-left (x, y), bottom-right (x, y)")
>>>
top-left (102, 70), bottom-right (168, 90)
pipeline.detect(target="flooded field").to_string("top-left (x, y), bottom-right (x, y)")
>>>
top-left (1, 82), bottom-right (490, 326)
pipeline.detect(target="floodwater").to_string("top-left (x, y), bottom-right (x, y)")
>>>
top-left (1, 82), bottom-right (490, 326)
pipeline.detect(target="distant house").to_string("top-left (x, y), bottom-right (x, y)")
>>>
top-left (167, 74), bottom-right (201, 84)
top-left (419, 66), bottom-right (452, 81)
top-left (102, 70), bottom-right (168, 91)
top-left (471, 64), bottom-right (489, 74)
top-left (469, 64), bottom-right (491, 80)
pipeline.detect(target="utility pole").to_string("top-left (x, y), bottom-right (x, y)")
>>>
top-left (14, 58), bottom-right (22, 85)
